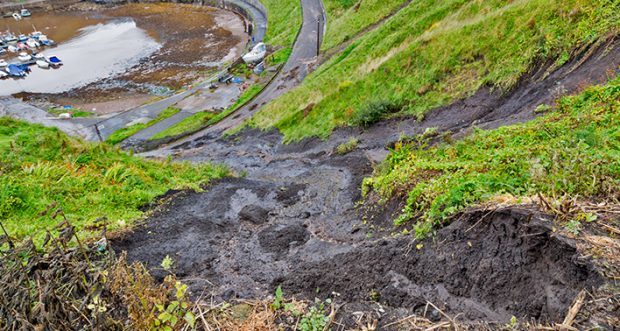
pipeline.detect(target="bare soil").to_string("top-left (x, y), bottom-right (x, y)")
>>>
top-left (113, 37), bottom-right (620, 328)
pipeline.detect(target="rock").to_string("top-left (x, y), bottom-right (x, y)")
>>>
top-left (238, 205), bottom-right (269, 224)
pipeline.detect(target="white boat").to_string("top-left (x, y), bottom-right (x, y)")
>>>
top-left (36, 60), bottom-right (49, 69)
top-left (26, 38), bottom-right (39, 48)
top-left (33, 52), bottom-right (45, 60)
top-left (0, 70), bottom-right (8, 79)
top-left (12, 13), bottom-right (21, 21)
top-left (7, 45), bottom-right (18, 53)
top-left (242, 42), bottom-right (267, 64)
top-left (20, 9), bottom-right (31, 17)
top-left (0, 59), bottom-right (7, 68)
top-left (18, 52), bottom-right (32, 62)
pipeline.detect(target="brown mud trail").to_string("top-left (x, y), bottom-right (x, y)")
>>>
top-left (114, 37), bottom-right (620, 328)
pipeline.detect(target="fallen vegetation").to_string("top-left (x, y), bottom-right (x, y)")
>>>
top-left (0, 117), bottom-right (228, 242)
top-left (251, 0), bottom-right (619, 141)
top-left (364, 77), bottom-right (620, 238)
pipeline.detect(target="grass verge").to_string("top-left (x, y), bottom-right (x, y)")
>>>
top-left (106, 107), bottom-right (180, 145)
top-left (363, 77), bottom-right (620, 238)
top-left (0, 117), bottom-right (228, 242)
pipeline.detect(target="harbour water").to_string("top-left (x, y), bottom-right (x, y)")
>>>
top-left (0, 19), bottom-right (160, 95)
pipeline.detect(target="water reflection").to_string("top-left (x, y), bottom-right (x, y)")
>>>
top-left (0, 19), bottom-right (160, 95)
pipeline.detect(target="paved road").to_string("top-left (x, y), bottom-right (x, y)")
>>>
top-left (149, 0), bottom-right (327, 151)
top-left (0, 97), bottom-right (96, 140)
top-left (87, 0), bottom-right (268, 141)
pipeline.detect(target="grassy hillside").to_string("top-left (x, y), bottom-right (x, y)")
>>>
top-left (0, 118), bottom-right (228, 242)
top-left (322, 0), bottom-right (409, 51)
top-left (363, 77), bottom-right (620, 238)
top-left (262, 0), bottom-right (302, 62)
top-left (250, 0), bottom-right (618, 142)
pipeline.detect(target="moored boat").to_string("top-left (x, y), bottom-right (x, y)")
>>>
top-left (46, 56), bottom-right (62, 67)
top-left (12, 13), bottom-right (21, 21)
top-left (7, 45), bottom-right (18, 53)
top-left (20, 9), bottom-right (31, 17)
top-left (18, 52), bottom-right (32, 62)
top-left (26, 38), bottom-right (39, 48)
top-left (36, 59), bottom-right (49, 69)
top-left (0, 70), bottom-right (8, 79)
top-left (242, 42), bottom-right (267, 64)
top-left (0, 59), bottom-right (7, 68)
top-left (7, 64), bottom-right (26, 77)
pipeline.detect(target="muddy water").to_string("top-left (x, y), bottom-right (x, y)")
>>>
top-left (1, 3), bottom-right (247, 112)
top-left (0, 20), bottom-right (160, 95)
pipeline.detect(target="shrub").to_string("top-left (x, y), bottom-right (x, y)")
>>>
top-left (349, 100), bottom-right (399, 128)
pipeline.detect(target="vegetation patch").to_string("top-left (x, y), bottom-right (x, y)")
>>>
top-left (150, 111), bottom-right (214, 141)
top-left (251, 0), bottom-right (619, 142)
top-left (107, 107), bottom-right (180, 145)
top-left (363, 78), bottom-right (620, 238)
top-left (262, 0), bottom-right (302, 49)
top-left (48, 107), bottom-right (93, 118)
top-left (0, 117), bottom-right (228, 242)
top-left (335, 137), bottom-right (359, 155)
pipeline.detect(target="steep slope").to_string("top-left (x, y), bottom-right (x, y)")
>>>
top-left (249, 0), bottom-right (618, 141)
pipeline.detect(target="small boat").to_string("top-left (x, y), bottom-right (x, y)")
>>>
top-left (16, 42), bottom-right (29, 50)
top-left (26, 38), bottom-right (39, 48)
top-left (18, 52), bottom-right (32, 62)
top-left (20, 9), bottom-right (31, 17)
top-left (18, 34), bottom-right (28, 42)
top-left (32, 52), bottom-right (45, 60)
top-left (4, 35), bottom-right (17, 44)
top-left (7, 45), bottom-right (18, 53)
top-left (47, 56), bottom-right (62, 67)
top-left (7, 64), bottom-right (26, 77)
top-left (242, 42), bottom-right (267, 64)
top-left (36, 60), bottom-right (49, 69)
top-left (40, 39), bottom-right (55, 47)
top-left (0, 70), bottom-right (8, 79)
top-left (0, 59), bottom-right (7, 68)
top-left (0, 48), bottom-right (5, 56)
top-left (12, 13), bottom-right (21, 21)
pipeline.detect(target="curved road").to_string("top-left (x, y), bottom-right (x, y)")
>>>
top-left (143, 0), bottom-right (327, 153)
top-left (90, 0), bottom-right (270, 140)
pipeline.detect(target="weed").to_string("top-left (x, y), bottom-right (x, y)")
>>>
top-left (335, 137), bottom-right (359, 154)
top-left (298, 298), bottom-right (331, 331)
top-left (349, 100), bottom-right (399, 128)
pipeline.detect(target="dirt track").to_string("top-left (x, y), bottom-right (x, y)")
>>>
top-left (115, 37), bottom-right (620, 328)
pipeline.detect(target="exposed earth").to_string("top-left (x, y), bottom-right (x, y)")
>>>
top-left (113, 36), bottom-right (620, 328)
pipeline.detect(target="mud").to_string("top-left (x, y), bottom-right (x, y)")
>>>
top-left (115, 36), bottom-right (620, 327)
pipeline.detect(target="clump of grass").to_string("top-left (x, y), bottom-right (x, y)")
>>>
top-left (48, 107), bottom-right (93, 118)
top-left (151, 111), bottom-right (215, 140)
top-left (363, 77), bottom-right (620, 238)
top-left (349, 100), bottom-right (399, 127)
top-left (0, 117), bottom-right (228, 242)
top-left (335, 137), bottom-right (359, 154)
top-left (107, 107), bottom-right (180, 145)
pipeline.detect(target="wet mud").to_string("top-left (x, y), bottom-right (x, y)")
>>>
top-left (114, 37), bottom-right (620, 327)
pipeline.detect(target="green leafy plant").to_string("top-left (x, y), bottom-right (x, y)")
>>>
top-left (335, 137), bottom-right (359, 154)
top-left (298, 298), bottom-right (331, 331)
top-left (154, 280), bottom-right (195, 331)
top-left (349, 100), bottom-right (399, 128)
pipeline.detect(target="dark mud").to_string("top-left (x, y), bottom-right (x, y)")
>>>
top-left (115, 36), bottom-right (620, 327)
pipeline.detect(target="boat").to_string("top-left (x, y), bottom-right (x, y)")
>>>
top-left (0, 70), bottom-right (8, 79)
top-left (20, 9), bottom-right (31, 17)
top-left (0, 48), bottom-right (5, 55)
top-left (16, 42), bottom-right (29, 50)
top-left (7, 64), bottom-right (26, 77)
top-left (32, 52), bottom-right (45, 60)
top-left (4, 34), bottom-right (17, 44)
top-left (36, 60), bottom-right (49, 69)
top-left (0, 59), bottom-right (7, 68)
top-left (47, 56), bottom-right (62, 67)
top-left (40, 38), bottom-right (55, 47)
top-left (26, 38), bottom-right (39, 48)
top-left (7, 45), bottom-right (18, 53)
top-left (12, 13), bottom-right (21, 21)
top-left (242, 42), bottom-right (267, 64)
top-left (18, 34), bottom-right (28, 42)
top-left (18, 52), bottom-right (32, 62)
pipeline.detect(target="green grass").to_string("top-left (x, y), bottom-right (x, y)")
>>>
top-left (262, 0), bottom-right (302, 48)
top-left (107, 107), bottom-right (180, 144)
top-left (363, 77), bottom-right (620, 238)
top-left (151, 111), bottom-right (215, 140)
top-left (322, 0), bottom-right (410, 51)
top-left (152, 84), bottom-right (265, 140)
top-left (48, 107), bottom-right (93, 118)
top-left (0, 117), bottom-right (228, 242)
top-left (250, 0), bottom-right (619, 142)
